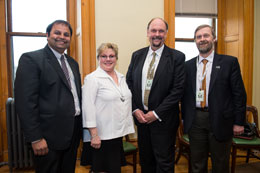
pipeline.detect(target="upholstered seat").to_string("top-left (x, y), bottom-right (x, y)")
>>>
top-left (123, 135), bottom-right (138, 173)
top-left (231, 105), bottom-right (260, 173)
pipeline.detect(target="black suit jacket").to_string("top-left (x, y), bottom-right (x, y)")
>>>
top-left (15, 45), bottom-right (82, 150)
top-left (126, 45), bottom-right (185, 131)
top-left (181, 53), bottom-right (246, 141)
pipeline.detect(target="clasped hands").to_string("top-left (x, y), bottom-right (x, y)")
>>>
top-left (134, 109), bottom-right (157, 124)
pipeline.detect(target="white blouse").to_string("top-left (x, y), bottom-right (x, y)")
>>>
top-left (82, 67), bottom-right (135, 142)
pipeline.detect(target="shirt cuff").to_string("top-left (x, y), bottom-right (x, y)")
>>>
top-left (153, 111), bottom-right (162, 122)
top-left (31, 139), bottom-right (41, 144)
top-left (132, 109), bottom-right (138, 114)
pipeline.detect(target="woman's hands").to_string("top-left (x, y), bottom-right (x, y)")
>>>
top-left (90, 135), bottom-right (101, 149)
top-left (89, 127), bottom-right (101, 149)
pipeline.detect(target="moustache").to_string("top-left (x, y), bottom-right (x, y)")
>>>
top-left (152, 36), bottom-right (162, 40)
top-left (199, 41), bottom-right (208, 45)
top-left (55, 38), bottom-right (67, 42)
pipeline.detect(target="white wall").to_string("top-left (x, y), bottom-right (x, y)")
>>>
top-left (253, 0), bottom-right (260, 125)
top-left (95, 0), bottom-right (164, 75)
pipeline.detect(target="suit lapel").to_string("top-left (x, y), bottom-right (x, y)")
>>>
top-left (190, 57), bottom-right (197, 95)
top-left (152, 46), bottom-right (169, 87)
top-left (209, 53), bottom-right (222, 94)
top-left (44, 46), bottom-right (71, 90)
top-left (136, 48), bottom-right (148, 97)
top-left (67, 57), bottom-right (81, 95)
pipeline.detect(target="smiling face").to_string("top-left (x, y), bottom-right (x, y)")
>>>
top-left (195, 26), bottom-right (215, 57)
top-left (147, 18), bottom-right (168, 51)
top-left (47, 23), bottom-right (71, 54)
top-left (98, 48), bottom-right (117, 73)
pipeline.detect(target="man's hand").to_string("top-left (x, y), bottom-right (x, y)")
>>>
top-left (233, 125), bottom-right (244, 136)
top-left (144, 111), bottom-right (157, 124)
top-left (32, 138), bottom-right (49, 156)
top-left (133, 109), bottom-right (147, 123)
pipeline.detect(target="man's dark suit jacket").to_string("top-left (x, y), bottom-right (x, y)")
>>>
top-left (15, 45), bottom-right (82, 150)
top-left (126, 45), bottom-right (185, 130)
top-left (181, 53), bottom-right (247, 141)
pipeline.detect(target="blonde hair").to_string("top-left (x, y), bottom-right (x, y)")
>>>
top-left (97, 43), bottom-right (118, 60)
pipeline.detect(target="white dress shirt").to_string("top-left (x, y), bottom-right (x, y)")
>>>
top-left (196, 51), bottom-right (214, 107)
top-left (140, 45), bottom-right (164, 121)
top-left (82, 67), bottom-right (135, 142)
top-left (49, 46), bottom-right (81, 116)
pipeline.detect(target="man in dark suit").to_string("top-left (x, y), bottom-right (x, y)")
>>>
top-left (181, 24), bottom-right (247, 173)
top-left (126, 17), bottom-right (185, 173)
top-left (14, 20), bottom-right (82, 173)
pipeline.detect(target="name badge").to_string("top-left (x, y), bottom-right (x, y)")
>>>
top-left (196, 90), bottom-right (204, 102)
top-left (145, 79), bottom-right (153, 90)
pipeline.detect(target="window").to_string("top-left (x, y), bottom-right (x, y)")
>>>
top-left (7, 0), bottom-right (67, 81)
top-left (175, 17), bottom-right (217, 61)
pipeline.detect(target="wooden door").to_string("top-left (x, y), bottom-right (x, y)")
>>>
top-left (218, 0), bottom-right (254, 104)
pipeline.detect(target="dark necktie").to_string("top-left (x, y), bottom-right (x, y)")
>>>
top-left (201, 59), bottom-right (208, 108)
top-left (60, 55), bottom-right (71, 89)
top-left (144, 52), bottom-right (156, 107)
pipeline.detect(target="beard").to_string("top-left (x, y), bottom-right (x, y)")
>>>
top-left (197, 41), bottom-right (213, 54)
top-left (151, 36), bottom-right (163, 48)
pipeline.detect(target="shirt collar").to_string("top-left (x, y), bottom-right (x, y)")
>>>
top-left (48, 45), bottom-right (64, 59)
top-left (199, 51), bottom-right (214, 64)
top-left (96, 66), bottom-right (124, 78)
top-left (148, 44), bottom-right (164, 57)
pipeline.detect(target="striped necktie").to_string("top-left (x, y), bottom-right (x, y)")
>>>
top-left (60, 55), bottom-right (71, 89)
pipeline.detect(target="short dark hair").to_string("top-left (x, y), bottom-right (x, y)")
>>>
top-left (147, 17), bottom-right (168, 31)
top-left (194, 24), bottom-right (216, 39)
top-left (46, 20), bottom-right (73, 36)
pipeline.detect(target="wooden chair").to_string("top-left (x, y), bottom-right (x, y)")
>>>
top-left (123, 135), bottom-right (138, 173)
top-left (175, 112), bottom-right (191, 173)
top-left (231, 105), bottom-right (260, 173)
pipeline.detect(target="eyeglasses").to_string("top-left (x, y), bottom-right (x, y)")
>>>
top-left (100, 55), bottom-right (116, 59)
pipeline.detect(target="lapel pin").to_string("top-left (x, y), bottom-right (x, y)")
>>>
top-left (216, 66), bottom-right (220, 69)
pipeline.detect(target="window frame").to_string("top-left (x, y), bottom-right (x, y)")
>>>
top-left (175, 16), bottom-right (218, 61)
top-left (5, 0), bottom-right (70, 96)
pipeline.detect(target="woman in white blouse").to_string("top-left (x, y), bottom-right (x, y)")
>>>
top-left (82, 43), bottom-right (135, 173)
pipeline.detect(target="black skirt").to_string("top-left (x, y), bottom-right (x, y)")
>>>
top-left (80, 137), bottom-right (126, 173)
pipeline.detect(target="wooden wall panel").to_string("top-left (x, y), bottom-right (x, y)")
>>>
top-left (76, 0), bottom-right (83, 77)
top-left (225, 0), bottom-right (239, 36)
top-left (81, 0), bottom-right (96, 79)
top-left (218, 0), bottom-right (254, 104)
top-left (0, 0), bottom-right (9, 162)
top-left (226, 41), bottom-right (239, 62)
top-left (164, 0), bottom-right (175, 48)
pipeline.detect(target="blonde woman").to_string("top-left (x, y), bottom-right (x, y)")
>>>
top-left (82, 43), bottom-right (135, 173)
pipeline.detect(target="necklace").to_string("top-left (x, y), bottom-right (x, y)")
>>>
top-left (109, 71), bottom-right (125, 102)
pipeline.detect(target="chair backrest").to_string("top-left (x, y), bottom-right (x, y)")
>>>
top-left (177, 112), bottom-right (184, 138)
top-left (246, 105), bottom-right (259, 137)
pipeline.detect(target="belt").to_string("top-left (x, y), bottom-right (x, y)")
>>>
top-left (196, 107), bottom-right (209, 112)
